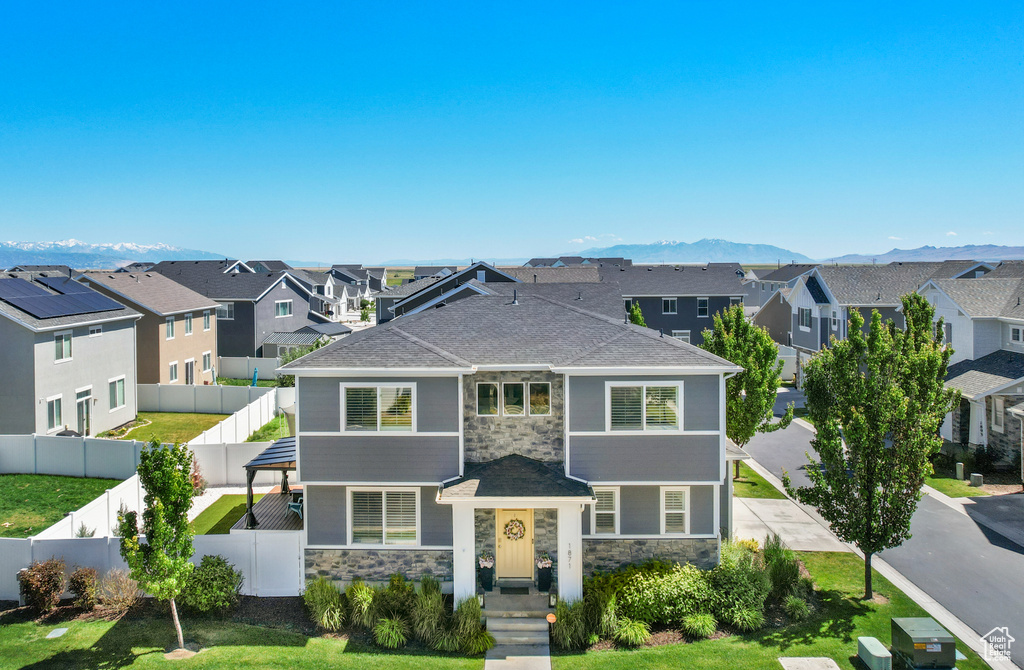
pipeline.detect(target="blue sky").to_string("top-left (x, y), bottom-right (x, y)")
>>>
top-left (0, 2), bottom-right (1020, 262)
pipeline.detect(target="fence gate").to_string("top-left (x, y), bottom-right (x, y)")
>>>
top-left (253, 531), bottom-right (303, 596)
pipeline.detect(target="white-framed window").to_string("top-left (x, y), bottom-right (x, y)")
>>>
top-left (216, 302), bottom-right (234, 320)
top-left (184, 313), bottom-right (193, 335)
top-left (502, 382), bottom-right (525, 416)
top-left (203, 310), bottom-right (211, 331)
top-left (798, 308), bottom-right (812, 330)
top-left (169, 361), bottom-right (179, 383)
top-left (697, 298), bottom-right (709, 317)
top-left (592, 487), bottom-right (619, 535)
top-left (349, 488), bottom-right (418, 546)
top-left (623, 299), bottom-right (632, 313)
top-left (662, 298), bottom-right (677, 315)
top-left (671, 330), bottom-right (690, 343)
top-left (202, 351), bottom-right (212, 372)
top-left (342, 384), bottom-right (415, 432)
top-left (54, 331), bottom-right (72, 362)
top-left (606, 382), bottom-right (681, 432)
top-left (477, 382), bottom-right (499, 416)
top-left (476, 270), bottom-right (486, 282)
top-left (529, 382), bottom-right (551, 416)
top-left (275, 300), bottom-right (293, 318)
top-left (89, 325), bottom-right (102, 337)
top-left (660, 486), bottom-right (690, 535)
top-left (1012, 327), bottom-right (1021, 342)
top-left (108, 376), bottom-right (126, 411)
top-left (730, 296), bottom-right (743, 307)
top-left (165, 316), bottom-right (175, 340)
top-left (46, 395), bottom-right (63, 432)
top-left (992, 397), bottom-right (1005, 433)
top-left (831, 310), bottom-right (837, 330)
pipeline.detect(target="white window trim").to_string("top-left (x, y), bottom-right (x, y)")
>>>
top-left (347, 487), bottom-right (421, 547)
top-left (476, 382), bottom-right (500, 417)
top-left (89, 325), bottom-right (103, 337)
top-left (660, 486), bottom-right (691, 536)
top-left (992, 397), bottom-right (1005, 433)
top-left (729, 296), bottom-right (743, 306)
top-left (275, 299), bottom-right (294, 318)
top-left (202, 350), bottom-right (213, 372)
top-left (501, 382), bottom-right (527, 418)
top-left (528, 381), bottom-right (552, 416)
top-left (169, 361), bottom-right (179, 384)
top-left (798, 307), bottom-right (812, 332)
top-left (184, 313), bottom-right (193, 336)
top-left (45, 393), bottom-right (63, 433)
top-left (184, 358), bottom-right (195, 384)
top-left (340, 382), bottom-right (417, 433)
top-left (831, 310), bottom-right (838, 330)
top-left (165, 316), bottom-right (175, 340)
top-left (54, 330), bottom-right (73, 363)
top-left (604, 381), bottom-right (684, 433)
top-left (662, 298), bottom-right (678, 315)
top-left (203, 310), bottom-right (211, 331)
top-left (108, 375), bottom-right (127, 412)
top-left (671, 330), bottom-right (690, 343)
top-left (591, 486), bottom-right (620, 536)
top-left (217, 302), bottom-right (234, 320)
top-left (697, 297), bottom-right (709, 318)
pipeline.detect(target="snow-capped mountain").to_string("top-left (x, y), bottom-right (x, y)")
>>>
top-left (0, 239), bottom-right (225, 269)
top-left (575, 238), bottom-right (814, 264)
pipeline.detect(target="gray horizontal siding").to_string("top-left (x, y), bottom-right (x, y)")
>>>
top-left (568, 375), bottom-right (719, 432)
top-left (297, 376), bottom-right (459, 433)
top-left (300, 435), bottom-right (459, 482)
top-left (305, 486), bottom-right (453, 547)
top-left (569, 434), bottom-right (720, 482)
top-left (584, 484), bottom-right (716, 536)
top-left (420, 487), bottom-right (453, 546)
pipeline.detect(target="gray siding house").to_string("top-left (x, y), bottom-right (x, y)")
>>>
top-left (0, 272), bottom-right (140, 435)
top-left (283, 290), bottom-right (740, 602)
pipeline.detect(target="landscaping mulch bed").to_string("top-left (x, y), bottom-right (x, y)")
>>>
top-left (233, 596), bottom-right (314, 635)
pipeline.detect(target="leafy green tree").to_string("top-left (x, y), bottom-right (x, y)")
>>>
top-left (784, 294), bottom-right (959, 598)
top-left (276, 338), bottom-right (328, 387)
top-left (701, 304), bottom-right (793, 478)
top-left (118, 441), bottom-right (196, 650)
top-left (360, 298), bottom-right (372, 322)
top-left (628, 302), bottom-right (646, 327)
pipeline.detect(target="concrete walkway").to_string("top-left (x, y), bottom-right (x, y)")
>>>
top-left (484, 644), bottom-right (551, 670)
top-left (733, 497), bottom-right (850, 552)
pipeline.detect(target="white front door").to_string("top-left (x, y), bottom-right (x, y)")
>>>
top-left (76, 390), bottom-right (91, 436)
top-left (495, 509), bottom-right (534, 579)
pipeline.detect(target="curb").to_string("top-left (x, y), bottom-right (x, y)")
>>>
top-left (922, 484), bottom-right (1024, 550)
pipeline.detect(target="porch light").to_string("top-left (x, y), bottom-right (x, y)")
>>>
top-left (549, 593), bottom-right (558, 608)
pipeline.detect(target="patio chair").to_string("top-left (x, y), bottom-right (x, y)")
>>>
top-left (287, 497), bottom-right (303, 519)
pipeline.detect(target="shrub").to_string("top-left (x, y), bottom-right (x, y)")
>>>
top-left (681, 612), bottom-right (718, 639)
top-left (735, 538), bottom-right (760, 553)
top-left (190, 456), bottom-right (208, 497)
top-left (613, 617), bottom-right (650, 647)
top-left (550, 599), bottom-right (589, 650)
top-left (375, 573), bottom-right (415, 621)
top-left (730, 608), bottom-right (766, 632)
top-left (445, 597), bottom-right (492, 655)
top-left (463, 627), bottom-right (496, 655)
top-left (303, 577), bottom-right (345, 632)
top-left (374, 617), bottom-right (409, 648)
top-left (98, 568), bottom-right (138, 615)
top-left (453, 596), bottom-right (483, 638)
top-left (75, 523), bottom-right (96, 538)
top-left (762, 533), bottom-right (800, 602)
top-left (411, 589), bottom-right (445, 644)
top-left (181, 555), bottom-right (243, 615)
top-left (784, 596), bottom-right (810, 621)
top-left (796, 577), bottom-right (816, 601)
top-left (69, 567), bottom-right (98, 610)
top-left (18, 558), bottom-right (65, 613)
top-left (617, 561), bottom-right (715, 625)
top-left (420, 574), bottom-right (441, 597)
top-left (709, 542), bottom-right (770, 626)
top-left (346, 580), bottom-right (376, 629)
top-left (583, 586), bottom-right (617, 639)
top-left (432, 625), bottom-right (462, 653)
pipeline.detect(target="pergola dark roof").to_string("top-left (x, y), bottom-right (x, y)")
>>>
top-left (244, 437), bottom-right (296, 471)
top-left (440, 454), bottom-right (594, 500)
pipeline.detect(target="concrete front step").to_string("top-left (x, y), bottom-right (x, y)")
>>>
top-left (483, 609), bottom-right (553, 619)
top-left (490, 633), bottom-right (550, 646)
top-left (489, 618), bottom-right (549, 632)
top-left (483, 593), bottom-right (551, 612)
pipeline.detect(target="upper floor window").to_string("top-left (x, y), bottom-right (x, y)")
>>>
top-left (275, 300), bottom-right (293, 318)
top-left (798, 308), bottom-right (812, 330)
top-left (661, 487), bottom-right (690, 535)
top-left (184, 313), bottom-right (193, 335)
top-left (529, 382), bottom-right (551, 415)
top-left (203, 310), bottom-right (211, 331)
top-left (343, 384), bottom-right (414, 432)
top-left (351, 489), bottom-right (417, 546)
top-left (671, 330), bottom-right (690, 343)
top-left (697, 298), bottom-right (709, 318)
top-left (54, 332), bottom-right (72, 362)
top-left (831, 310), bottom-right (837, 330)
top-left (662, 298), bottom-right (677, 315)
top-left (89, 325), bottom-right (102, 337)
top-left (729, 296), bottom-right (742, 307)
top-left (592, 487), bottom-right (619, 535)
top-left (1012, 327), bottom-right (1021, 342)
top-left (502, 383), bottom-right (525, 416)
top-left (477, 383), bottom-right (499, 416)
top-left (166, 316), bottom-right (175, 340)
top-left (607, 383), bottom-right (680, 431)
top-left (216, 302), bottom-right (234, 320)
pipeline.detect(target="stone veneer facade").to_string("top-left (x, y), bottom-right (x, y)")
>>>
top-left (463, 371), bottom-right (564, 463)
top-left (305, 549), bottom-right (453, 585)
top-left (582, 538), bottom-right (719, 574)
top-left (986, 395), bottom-right (1023, 467)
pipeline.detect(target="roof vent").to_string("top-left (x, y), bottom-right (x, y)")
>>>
top-left (512, 289), bottom-right (518, 305)
top-left (533, 274), bottom-right (538, 283)
top-left (660, 328), bottom-right (664, 338)
top-left (577, 291), bottom-right (583, 301)
top-left (702, 267), bottom-right (707, 271)
top-left (674, 266), bottom-right (680, 271)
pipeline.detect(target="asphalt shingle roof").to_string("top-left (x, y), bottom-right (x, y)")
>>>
top-left (0, 272), bottom-right (139, 331)
top-left (379, 275), bottom-right (446, 299)
top-left (986, 261), bottom-right (1024, 278)
top-left (499, 266), bottom-right (601, 284)
top-left (816, 262), bottom-right (954, 306)
top-left (149, 260), bottom-right (303, 300)
top-left (81, 271), bottom-right (220, 316)
top-left (929, 278), bottom-right (1024, 318)
top-left (946, 351), bottom-right (1024, 398)
top-left (760, 264), bottom-right (818, 282)
top-left (440, 454), bottom-right (593, 499)
top-left (599, 263), bottom-right (746, 296)
top-left (805, 276), bottom-right (830, 304)
top-left (472, 281), bottom-right (624, 319)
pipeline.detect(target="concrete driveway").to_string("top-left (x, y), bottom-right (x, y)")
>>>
top-left (733, 497), bottom-right (849, 552)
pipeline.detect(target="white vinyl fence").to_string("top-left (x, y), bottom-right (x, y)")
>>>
top-left (33, 474), bottom-right (145, 541)
top-left (217, 356), bottom-right (280, 381)
top-left (138, 384), bottom-right (274, 414)
top-left (188, 390), bottom-right (277, 445)
top-left (777, 345), bottom-right (798, 381)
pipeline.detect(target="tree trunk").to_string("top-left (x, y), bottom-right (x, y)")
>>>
top-left (864, 552), bottom-right (873, 600)
top-left (169, 597), bottom-right (184, 650)
top-left (734, 460), bottom-right (740, 480)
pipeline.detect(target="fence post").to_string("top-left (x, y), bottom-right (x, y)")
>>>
top-left (33, 434), bottom-right (38, 474)
top-left (81, 436), bottom-right (87, 478)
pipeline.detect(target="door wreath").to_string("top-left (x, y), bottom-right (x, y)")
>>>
top-left (503, 518), bottom-right (526, 541)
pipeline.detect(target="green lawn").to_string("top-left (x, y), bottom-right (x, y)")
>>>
top-left (247, 415), bottom-right (290, 442)
top-left (926, 473), bottom-right (990, 498)
top-left (116, 412), bottom-right (229, 444)
top-left (552, 552), bottom-right (990, 670)
top-left (191, 494), bottom-right (264, 535)
top-left (387, 268), bottom-right (414, 286)
top-left (0, 611), bottom-right (483, 670)
top-left (732, 462), bottom-right (787, 499)
top-left (0, 474), bottom-right (121, 538)
top-left (216, 377), bottom-right (279, 387)
top-left (792, 407), bottom-right (815, 426)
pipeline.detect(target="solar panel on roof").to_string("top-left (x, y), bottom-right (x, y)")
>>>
top-left (0, 277), bottom-right (52, 299)
top-left (36, 276), bottom-right (92, 295)
top-left (2, 292), bottom-right (124, 319)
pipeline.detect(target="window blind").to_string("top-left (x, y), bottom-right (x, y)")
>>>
top-left (346, 387), bottom-right (378, 431)
top-left (610, 386), bottom-right (643, 430)
top-left (664, 489), bottom-right (687, 534)
top-left (351, 491), bottom-right (383, 544)
top-left (645, 386), bottom-right (678, 430)
top-left (384, 491), bottom-right (417, 545)
top-left (380, 387), bottom-right (413, 431)
top-left (594, 489), bottom-right (616, 534)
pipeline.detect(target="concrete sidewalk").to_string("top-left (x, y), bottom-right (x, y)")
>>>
top-left (733, 497), bottom-right (850, 552)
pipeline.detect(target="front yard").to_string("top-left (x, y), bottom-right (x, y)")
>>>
top-left (732, 462), bottom-right (786, 499)
top-left (108, 412), bottom-right (229, 444)
top-left (0, 474), bottom-right (121, 538)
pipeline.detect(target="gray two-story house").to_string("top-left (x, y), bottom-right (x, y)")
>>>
top-left (283, 290), bottom-right (740, 602)
top-left (0, 272), bottom-right (140, 435)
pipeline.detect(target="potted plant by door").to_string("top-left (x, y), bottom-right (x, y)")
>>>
top-left (478, 553), bottom-right (494, 592)
top-left (536, 552), bottom-right (553, 592)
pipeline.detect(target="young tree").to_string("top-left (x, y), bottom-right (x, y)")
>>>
top-left (784, 294), bottom-right (959, 598)
top-left (627, 302), bottom-right (646, 327)
top-left (118, 440), bottom-right (195, 650)
top-left (701, 304), bottom-right (793, 478)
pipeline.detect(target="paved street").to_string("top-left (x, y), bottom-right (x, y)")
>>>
top-left (745, 419), bottom-right (1024, 666)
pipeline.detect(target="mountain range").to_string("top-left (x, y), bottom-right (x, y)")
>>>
top-left (0, 239), bottom-right (225, 270)
top-left (575, 238), bottom-right (815, 264)
top-left (826, 244), bottom-right (1024, 264)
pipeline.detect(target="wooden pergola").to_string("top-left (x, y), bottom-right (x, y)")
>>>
top-left (242, 436), bottom-right (296, 529)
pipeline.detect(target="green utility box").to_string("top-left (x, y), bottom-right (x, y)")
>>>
top-left (890, 618), bottom-right (956, 669)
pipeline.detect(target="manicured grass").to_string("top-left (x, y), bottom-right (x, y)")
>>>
top-left (191, 494), bottom-right (264, 535)
top-left (387, 268), bottom-right (414, 286)
top-left (0, 474), bottom-right (121, 538)
top-left (217, 377), bottom-right (279, 387)
top-left (247, 415), bottom-right (290, 442)
top-left (118, 412), bottom-right (229, 444)
top-left (732, 462), bottom-right (786, 499)
top-left (926, 473), bottom-right (990, 498)
top-left (0, 611), bottom-right (484, 670)
top-left (553, 552), bottom-right (990, 670)
top-left (792, 407), bottom-right (815, 426)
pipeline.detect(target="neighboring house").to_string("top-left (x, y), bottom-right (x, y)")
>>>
top-left (115, 262), bottom-right (154, 273)
top-left (79, 271), bottom-right (220, 385)
top-left (745, 264), bottom-right (818, 307)
top-left (599, 263), bottom-right (748, 345)
top-left (149, 260), bottom-right (320, 357)
top-left (8, 264), bottom-right (73, 276)
top-left (328, 266), bottom-right (374, 308)
top-left (751, 286), bottom-right (794, 346)
top-left (413, 265), bottom-right (458, 281)
top-left (525, 257), bottom-right (632, 268)
top-left (282, 290), bottom-right (741, 601)
top-left (260, 322), bottom-right (352, 358)
top-left (0, 271), bottom-right (140, 435)
top-left (299, 271), bottom-right (350, 323)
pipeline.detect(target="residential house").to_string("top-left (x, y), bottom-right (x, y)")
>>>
top-left (599, 263), bottom-right (748, 345)
top-left (744, 264), bottom-right (818, 307)
top-left (261, 322), bottom-right (352, 358)
top-left (298, 271), bottom-right (350, 323)
top-left (524, 257), bottom-right (632, 268)
top-left (149, 260), bottom-right (321, 357)
top-left (332, 265), bottom-right (388, 292)
top-left (282, 290), bottom-right (741, 601)
top-left (413, 265), bottom-right (458, 281)
top-left (115, 262), bottom-right (155, 273)
top-left (327, 266), bottom-right (375, 309)
top-left (8, 264), bottom-right (73, 276)
top-left (0, 271), bottom-right (140, 435)
top-left (79, 271), bottom-right (220, 385)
